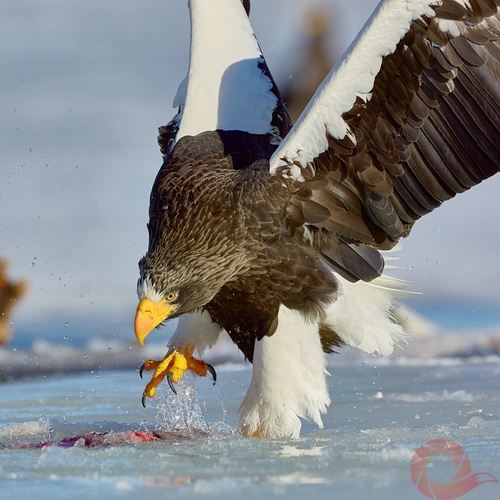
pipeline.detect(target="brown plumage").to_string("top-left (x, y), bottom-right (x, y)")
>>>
top-left (140, 0), bottom-right (499, 353)
top-left (135, 0), bottom-right (499, 437)
top-left (277, 2), bottom-right (500, 257)
top-left (142, 131), bottom-right (340, 361)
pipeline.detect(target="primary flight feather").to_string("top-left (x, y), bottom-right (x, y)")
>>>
top-left (135, 0), bottom-right (500, 438)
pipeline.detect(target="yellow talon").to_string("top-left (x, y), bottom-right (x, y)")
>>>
top-left (139, 349), bottom-right (217, 407)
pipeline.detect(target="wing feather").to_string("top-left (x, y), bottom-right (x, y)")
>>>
top-left (271, 0), bottom-right (499, 282)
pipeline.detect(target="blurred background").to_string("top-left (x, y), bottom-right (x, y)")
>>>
top-left (1, 0), bottom-right (499, 352)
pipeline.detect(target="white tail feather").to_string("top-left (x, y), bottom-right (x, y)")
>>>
top-left (324, 273), bottom-right (412, 356)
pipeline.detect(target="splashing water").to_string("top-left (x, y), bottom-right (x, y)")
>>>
top-left (151, 373), bottom-right (237, 437)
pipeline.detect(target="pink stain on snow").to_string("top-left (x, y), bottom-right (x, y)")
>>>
top-left (15, 430), bottom-right (160, 449)
top-left (411, 439), bottom-right (498, 499)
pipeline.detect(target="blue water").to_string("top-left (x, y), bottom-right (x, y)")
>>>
top-left (413, 301), bottom-right (500, 331)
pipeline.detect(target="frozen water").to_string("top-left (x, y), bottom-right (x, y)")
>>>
top-left (1, 307), bottom-right (500, 499)
top-left (1, 353), bottom-right (500, 499)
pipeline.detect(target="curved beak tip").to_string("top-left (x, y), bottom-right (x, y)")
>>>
top-left (134, 316), bottom-right (153, 346)
top-left (134, 298), bottom-right (175, 346)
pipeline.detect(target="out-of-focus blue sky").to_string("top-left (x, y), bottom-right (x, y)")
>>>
top-left (1, 0), bottom-right (499, 341)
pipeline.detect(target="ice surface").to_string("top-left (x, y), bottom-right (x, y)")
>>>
top-left (1, 313), bottom-right (499, 499)
top-left (1, 328), bottom-right (500, 499)
top-left (1, 355), bottom-right (500, 499)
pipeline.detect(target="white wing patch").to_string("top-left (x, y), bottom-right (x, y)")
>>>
top-left (176, 0), bottom-right (278, 141)
top-left (269, 0), bottom-right (440, 176)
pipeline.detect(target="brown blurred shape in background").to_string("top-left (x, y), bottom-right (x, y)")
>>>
top-left (0, 258), bottom-right (28, 346)
top-left (282, 1), bottom-right (336, 123)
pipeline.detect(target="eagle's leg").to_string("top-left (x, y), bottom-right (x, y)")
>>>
top-left (139, 349), bottom-right (216, 407)
top-left (239, 306), bottom-right (330, 438)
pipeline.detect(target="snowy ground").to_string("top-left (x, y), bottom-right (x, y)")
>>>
top-left (1, 345), bottom-right (500, 499)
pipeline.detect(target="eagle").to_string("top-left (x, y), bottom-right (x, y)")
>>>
top-left (134, 0), bottom-right (500, 438)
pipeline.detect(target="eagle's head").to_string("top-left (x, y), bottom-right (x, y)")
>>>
top-left (134, 203), bottom-right (252, 345)
top-left (133, 156), bottom-right (266, 345)
top-left (134, 250), bottom-right (230, 345)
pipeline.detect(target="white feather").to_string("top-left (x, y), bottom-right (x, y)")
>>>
top-left (324, 272), bottom-right (412, 357)
top-left (239, 306), bottom-right (330, 439)
top-left (169, 310), bottom-right (221, 356)
top-left (137, 276), bottom-right (163, 302)
top-left (176, 0), bottom-right (278, 141)
top-left (391, 302), bottom-right (438, 339)
top-left (269, 0), bottom-right (441, 175)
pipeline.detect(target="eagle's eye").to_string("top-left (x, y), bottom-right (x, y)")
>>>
top-left (166, 291), bottom-right (178, 302)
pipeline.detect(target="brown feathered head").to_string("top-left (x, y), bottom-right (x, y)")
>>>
top-left (134, 161), bottom-right (251, 345)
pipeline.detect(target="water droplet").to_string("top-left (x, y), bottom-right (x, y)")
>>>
top-left (83, 354), bottom-right (88, 360)
top-left (63, 322), bottom-right (69, 328)
top-left (374, 391), bottom-right (384, 399)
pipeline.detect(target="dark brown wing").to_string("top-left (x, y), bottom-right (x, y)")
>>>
top-left (271, 0), bottom-right (500, 281)
top-left (158, 114), bottom-right (181, 160)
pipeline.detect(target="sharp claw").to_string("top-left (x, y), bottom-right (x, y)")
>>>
top-left (167, 372), bottom-right (177, 395)
top-left (139, 363), bottom-right (146, 379)
top-left (141, 391), bottom-right (147, 408)
top-left (206, 363), bottom-right (217, 385)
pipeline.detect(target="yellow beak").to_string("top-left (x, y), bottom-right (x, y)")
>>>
top-left (134, 298), bottom-right (176, 346)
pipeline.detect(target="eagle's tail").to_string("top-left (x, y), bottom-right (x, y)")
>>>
top-left (239, 265), bottom-right (422, 438)
top-left (323, 268), bottom-right (415, 356)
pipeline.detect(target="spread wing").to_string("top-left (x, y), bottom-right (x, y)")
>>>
top-left (270, 0), bottom-right (500, 282)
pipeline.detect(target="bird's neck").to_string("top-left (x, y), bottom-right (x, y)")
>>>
top-left (176, 0), bottom-right (279, 141)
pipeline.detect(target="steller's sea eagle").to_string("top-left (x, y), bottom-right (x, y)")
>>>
top-left (134, 0), bottom-right (500, 438)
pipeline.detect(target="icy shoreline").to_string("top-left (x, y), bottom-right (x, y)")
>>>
top-left (2, 326), bottom-right (500, 381)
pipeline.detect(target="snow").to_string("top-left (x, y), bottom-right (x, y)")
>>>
top-left (1, 352), bottom-right (500, 499)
